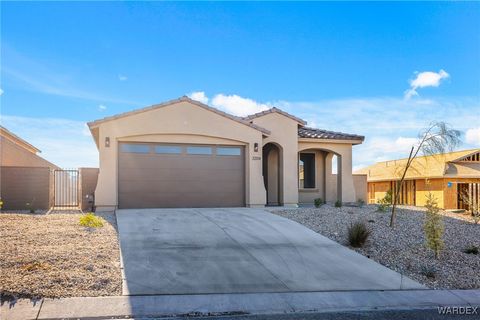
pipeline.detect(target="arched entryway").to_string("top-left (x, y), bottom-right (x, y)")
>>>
top-left (263, 142), bottom-right (283, 206)
top-left (298, 148), bottom-right (342, 204)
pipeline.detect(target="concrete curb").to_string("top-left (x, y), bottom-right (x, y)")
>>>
top-left (2, 289), bottom-right (479, 320)
top-left (0, 290), bottom-right (480, 320)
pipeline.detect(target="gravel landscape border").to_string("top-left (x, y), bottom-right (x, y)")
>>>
top-left (270, 204), bottom-right (480, 289)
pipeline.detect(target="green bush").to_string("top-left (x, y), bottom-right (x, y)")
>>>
top-left (25, 202), bottom-right (35, 213)
top-left (377, 190), bottom-right (393, 212)
top-left (335, 200), bottom-right (342, 208)
top-left (424, 193), bottom-right (444, 259)
top-left (420, 265), bottom-right (437, 279)
top-left (314, 198), bottom-right (324, 208)
top-left (464, 245), bottom-right (479, 255)
top-left (347, 221), bottom-right (371, 248)
top-left (357, 199), bottom-right (365, 207)
top-left (79, 212), bottom-right (104, 228)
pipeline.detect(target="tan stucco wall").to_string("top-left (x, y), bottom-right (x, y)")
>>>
top-left (251, 113), bottom-right (300, 206)
top-left (353, 174), bottom-right (367, 203)
top-left (0, 136), bottom-right (58, 169)
top-left (79, 167), bottom-right (99, 211)
top-left (299, 140), bottom-right (357, 203)
top-left (91, 101), bottom-right (266, 210)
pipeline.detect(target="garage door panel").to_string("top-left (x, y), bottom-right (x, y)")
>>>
top-left (119, 179), bottom-right (244, 194)
top-left (118, 168), bottom-right (243, 182)
top-left (118, 143), bottom-right (245, 208)
top-left (119, 156), bottom-right (243, 171)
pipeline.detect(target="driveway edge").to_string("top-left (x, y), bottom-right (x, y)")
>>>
top-left (2, 289), bottom-right (479, 320)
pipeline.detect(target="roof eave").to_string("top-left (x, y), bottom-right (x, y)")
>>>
top-left (245, 107), bottom-right (307, 125)
top-left (86, 96), bottom-right (271, 135)
top-left (298, 137), bottom-right (364, 144)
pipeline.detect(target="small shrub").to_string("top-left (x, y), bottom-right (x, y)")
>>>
top-left (79, 212), bottom-right (104, 228)
top-left (347, 221), bottom-right (371, 248)
top-left (314, 198), bottom-right (324, 208)
top-left (357, 199), bottom-right (365, 207)
top-left (464, 245), bottom-right (479, 255)
top-left (424, 193), bottom-right (444, 259)
top-left (377, 190), bottom-right (393, 212)
top-left (420, 265), bottom-right (436, 279)
top-left (25, 202), bottom-right (35, 213)
top-left (21, 261), bottom-right (50, 272)
top-left (335, 200), bottom-right (342, 208)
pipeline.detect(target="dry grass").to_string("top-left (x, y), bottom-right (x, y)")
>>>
top-left (0, 212), bottom-right (122, 300)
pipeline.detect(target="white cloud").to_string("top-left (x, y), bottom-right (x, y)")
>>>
top-left (1, 115), bottom-right (98, 168)
top-left (98, 104), bottom-right (107, 111)
top-left (466, 127), bottom-right (480, 146)
top-left (211, 93), bottom-right (271, 117)
top-left (404, 69), bottom-right (450, 99)
top-left (118, 74), bottom-right (128, 81)
top-left (0, 88), bottom-right (3, 96)
top-left (188, 91), bottom-right (209, 104)
top-left (188, 91), bottom-right (272, 117)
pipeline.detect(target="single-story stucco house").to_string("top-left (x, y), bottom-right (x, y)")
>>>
top-left (87, 96), bottom-right (365, 210)
top-left (356, 149), bottom-right (480, 210)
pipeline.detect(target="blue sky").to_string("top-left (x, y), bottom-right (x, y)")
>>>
top-left (1, 2), bottom-right (479, 169)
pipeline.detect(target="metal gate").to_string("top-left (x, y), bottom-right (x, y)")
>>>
top-left (54, 169), bottom-right (80, 208)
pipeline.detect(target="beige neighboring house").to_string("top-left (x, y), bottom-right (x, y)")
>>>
top-left (356, 149), bottom-right (480, 210)
top-left (88, 96), bottom-right (365, 210)
top-left (0, 126), bottom-right (57, 169)
top-left (0, 126), bottom-right (59, 210)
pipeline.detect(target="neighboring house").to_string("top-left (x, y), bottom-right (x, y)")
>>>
top-left (0, 126), bottom-right (98, 211)
top-left (0, 126), bottom-right (57, 169)
top-left (0, 126), bottom-right (59, 210)
top-left (356, 149), bottom-right (480, 210)
top-left (88, 96), bottom-right (364, 210)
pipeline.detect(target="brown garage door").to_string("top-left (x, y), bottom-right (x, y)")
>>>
top-left (118, 143), bottom-right (245, 208)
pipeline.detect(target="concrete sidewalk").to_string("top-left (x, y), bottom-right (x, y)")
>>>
top-left (2, 289), bottom-right (479, 320)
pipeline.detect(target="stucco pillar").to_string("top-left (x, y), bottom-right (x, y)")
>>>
top-left (282, 145), bottom-right (299, 206)
top-left (340, 150), bottom-right (356, 203)
top-left (94, 132), bottom-right (118, 211)
top-left (324, 152), bottom-right (337, 202)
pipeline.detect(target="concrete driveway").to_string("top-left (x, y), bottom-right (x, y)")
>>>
top-left (116, 208), bottom-right (424, 295)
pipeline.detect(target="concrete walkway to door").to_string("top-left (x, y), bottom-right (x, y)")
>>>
top-left (116, 208), bottom-right (424, 295)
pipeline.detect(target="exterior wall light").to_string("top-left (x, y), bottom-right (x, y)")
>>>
top-left (105, 137), bottom-right (110, 148)
top-left (254, 143), bottom-right (259, 152)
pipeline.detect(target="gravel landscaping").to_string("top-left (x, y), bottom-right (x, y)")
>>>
top-left (0, 212), bottom-right (122, 300)
top-left (270, 205), bottom-right (480, 289)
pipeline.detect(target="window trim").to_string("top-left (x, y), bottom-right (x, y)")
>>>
top-left (299, 152), bottom-right (316, 189)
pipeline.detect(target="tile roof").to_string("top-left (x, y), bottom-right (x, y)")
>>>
top-left (243, 107), bottom-right (307, 125)
top-left (298, 127), bottom-right (365, 141)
